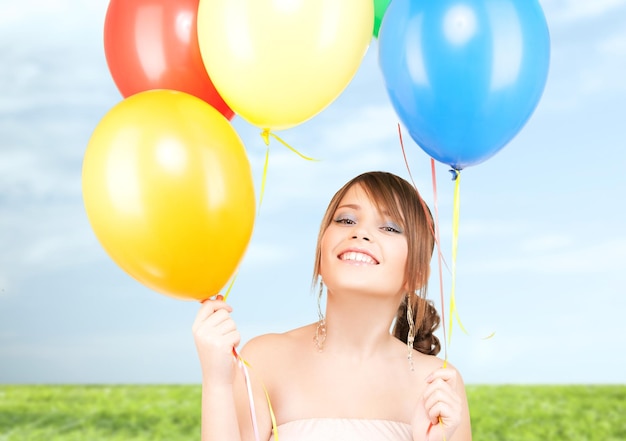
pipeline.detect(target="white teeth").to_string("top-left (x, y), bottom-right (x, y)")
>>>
top-left (340, 251), bottom-right (377, 264)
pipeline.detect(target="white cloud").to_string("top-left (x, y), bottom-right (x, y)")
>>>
top-left (599, 32), bottom-right (626, 56)
top-left (0, 326), bottom-right (198, 383)
top-left (0, 151), bottom-right (81, 200)
top-left (0, 277), bottom-right (9, 296)
top-left (0, 200), bottom-right (103, 281)
top-left (525, 1), bottom-right (626, 112)
top-left (0, 1), bottom-right (108, 34)
top-left (240, 241), bottom-right (295, 268)
top-left (453, 219), bottom-right (531, 239)
top-left (574, 30), bottom-right (626, 95)
top-left (463, 236), bottom-right (626, 274)
top-left (318, 105), bottom-right (401, 153)
top-left (541, 0), bottom-right (626, 24)
top-left (519, 234), bottom-right (573, 252)
top-left (20, 225), bottom-right (99, 268)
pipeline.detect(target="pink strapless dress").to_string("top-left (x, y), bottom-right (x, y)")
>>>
top-left (269, 418), bottom-right (413, 441)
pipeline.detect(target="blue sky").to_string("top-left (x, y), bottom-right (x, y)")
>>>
top-left (1, 0), bottom-right (625, 385)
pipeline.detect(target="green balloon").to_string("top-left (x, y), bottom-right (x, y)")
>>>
top-left (373, 0), bottom-right (390, 37)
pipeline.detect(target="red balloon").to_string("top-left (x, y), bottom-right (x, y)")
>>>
top-left (104, 0), bottom-right (234, 120)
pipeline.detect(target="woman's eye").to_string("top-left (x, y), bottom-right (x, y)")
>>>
top-left (382, 224), bottom-right (402, 234)
top-left (334, 217), bottom-right (355, 225)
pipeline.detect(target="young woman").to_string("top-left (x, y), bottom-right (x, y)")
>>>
top-left (193, 171), bottom-right (472, 441)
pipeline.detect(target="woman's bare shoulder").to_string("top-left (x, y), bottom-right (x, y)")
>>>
top-left (240, 324), bottom-right (315, 363)
top-left (412, 351), bottom-right (459, 375)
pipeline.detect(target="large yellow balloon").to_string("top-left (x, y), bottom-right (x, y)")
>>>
top-left (82, 90), bottom-right (256, 301)
top-left (197, 0), bottom-right (373, 131)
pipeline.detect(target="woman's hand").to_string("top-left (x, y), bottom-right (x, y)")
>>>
top-left (192, 295), bottom-right (241, 385)
top-left (412, 367), bottom-right (465, 441)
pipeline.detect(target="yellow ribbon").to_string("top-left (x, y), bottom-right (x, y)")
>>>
top-left (220, 129), bottom-right (319, 441)
top-left (260, 129), bottom-right (317, 161)
top-left (448, 171), bottom-right (468, 345)
top-left (235, 351), bottom-right (280, 441)
top-left (222, 272), bottom-right (238, 302)
top-left (221, 130), bottom-right (317, 296)
top-left (258, 129), bottom-right (318, 214)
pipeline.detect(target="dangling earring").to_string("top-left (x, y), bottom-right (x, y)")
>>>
top-left (406, 293), bottom-right (415, 371)
top-left (314, 278), bottom-right (327, 352)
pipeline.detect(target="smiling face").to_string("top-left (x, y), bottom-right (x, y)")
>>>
top-left (312, 172), bottom-right (434, 300)
top-left (319, 183), bottom-right (408, 297)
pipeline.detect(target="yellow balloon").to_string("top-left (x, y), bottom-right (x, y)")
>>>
top-left (82, 90), bottom-right (256, 301)
top-left (197, 0), bottom-right (373, 131)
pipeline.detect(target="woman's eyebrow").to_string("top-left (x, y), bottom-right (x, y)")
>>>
top-left (336, 203), bottom-right (360, 210)
top-left (336, 203), bottom-right (394, 219)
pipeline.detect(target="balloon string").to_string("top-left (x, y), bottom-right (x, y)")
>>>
top-left (261, 129), bottom-right (318, 161)
top-left (238, 355), bottom-right (260, 441)
top-left (398, 130), bottom-right (450, 438)
top-left (434, 164), bottom-right (492, 344)
top-left (448, 171), bottom-right (468, 345)
top-left (229, 129), bottom-right (316, 296)
top-left (429, 159), bottom-right (448, 364)
top-left (222, 272), bottom-right (239, 302)
top-left (218, 131), bottom-right (315, 440)
top-left (233, 348), bottom-right (279, 441)
top-left (259, 143), bottom-right (270, 215)
top-left (396, 124), bottom-right (450, 362)
top-left (397, 127), bottom-right (451, 269)
top-left (397, 126), bottom-right (437, 247)
top-left (397, 124), bottom-right (418, 190)
top-left (259, 129), bottom-right (317, 215)
top-left (429, 159), bottom-right (448, 441)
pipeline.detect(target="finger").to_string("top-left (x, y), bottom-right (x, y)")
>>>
top-left (206, 327), bottom-right (241, 349)
top-left (196, 298), bottom-right (233, 318)
top-left (225, 329), bottom-right (241, 349)
top-left (192, 301), bottom-right (233, 331)
top-left (197, 310), bottom-right (236, 335)
top-left (426, 367), bottom-right (458, 389)
top-left (209, 313), bottom-right (238, 335)
top-left (194, 319), bottom-right (240, 350)
top-left (424, 387), bottom-right (449, 409)
top-left (425, 392), bottom-right (458, 422)
top-left (425, 375), bottom-right (461, 402)
top-left (423, 389), bottom-right (461, 428)
top-left (423, 377), bottom-right (455, 401)
top-left (426, 366), bottom-right (456, 382)
top-left (200, 294), bottom-right (225, 304)
top-left (428, 402), bottom-right (448, 426)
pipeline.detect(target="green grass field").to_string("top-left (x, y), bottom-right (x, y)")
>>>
top-left (1, 385), bottom-right (624, 440)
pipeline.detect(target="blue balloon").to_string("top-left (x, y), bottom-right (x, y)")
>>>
top-left (378, 0), bottom-right (550, 170)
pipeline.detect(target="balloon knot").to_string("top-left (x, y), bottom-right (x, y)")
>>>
top-left (449, 169), bottom-right (461, 181)
top-left (260, 129), bottom-right (270, 146)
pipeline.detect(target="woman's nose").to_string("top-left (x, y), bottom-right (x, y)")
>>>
top-left (351, 233), bottom-right (370, 242)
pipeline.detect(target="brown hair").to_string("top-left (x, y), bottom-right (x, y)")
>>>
top-left (312, 171), bottom-right (440, 355)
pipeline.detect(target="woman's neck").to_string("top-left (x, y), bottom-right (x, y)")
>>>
top-left (321, 290), bottom-right (403, 359)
